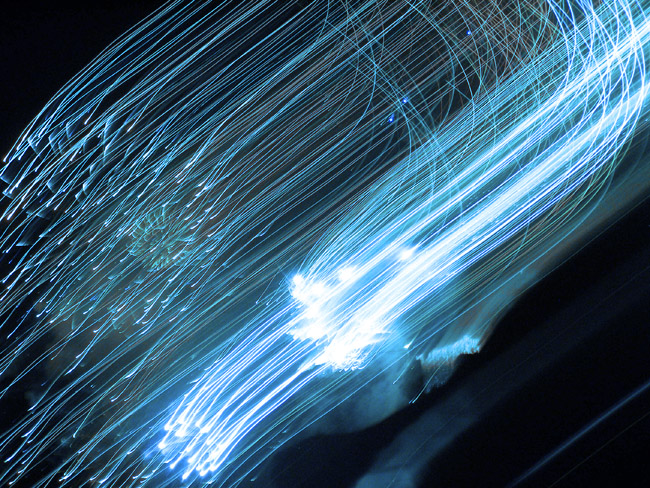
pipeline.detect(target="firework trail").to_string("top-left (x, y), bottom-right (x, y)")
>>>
top-left (1, 0), bottom-right (649, 486)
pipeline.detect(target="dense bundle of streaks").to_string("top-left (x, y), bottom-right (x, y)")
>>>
top-left (1, 0), bottom-right (650, 486)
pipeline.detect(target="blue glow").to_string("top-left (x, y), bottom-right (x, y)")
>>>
top-left (1, 1), bottom-right (650, 487)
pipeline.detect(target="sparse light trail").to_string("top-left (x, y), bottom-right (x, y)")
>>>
top-left (1, 1), bottom-right (649, 487)
top-left (508, 375), bottom-right (650, 487)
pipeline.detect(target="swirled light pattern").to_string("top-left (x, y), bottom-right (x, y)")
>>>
top-left (1, 1), bottom-right (650, 487)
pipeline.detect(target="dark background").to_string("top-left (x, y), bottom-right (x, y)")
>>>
top-left (1, 2), bottom-right (649, 487)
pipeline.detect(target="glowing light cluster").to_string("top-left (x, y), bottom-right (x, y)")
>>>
top-left (1, 1), bottom-right (650, 487)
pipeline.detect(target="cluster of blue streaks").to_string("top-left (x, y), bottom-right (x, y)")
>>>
top-left (1, 1), bottom-right (650, 487)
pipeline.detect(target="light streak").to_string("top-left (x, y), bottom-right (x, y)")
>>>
top-left (1, 1), bottom-right (650, 486)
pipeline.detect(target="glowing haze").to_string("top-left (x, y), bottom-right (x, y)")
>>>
top-left (1, 1), bottom-right (650, 487)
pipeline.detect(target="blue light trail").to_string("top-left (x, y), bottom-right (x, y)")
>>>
top-left (1, 1), bottom-right (650, 487)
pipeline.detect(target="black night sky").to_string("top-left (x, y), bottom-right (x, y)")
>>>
top-left (1, 2), bottom-right (649, 487)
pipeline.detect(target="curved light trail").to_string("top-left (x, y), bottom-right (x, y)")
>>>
top-left (1, 1), bottom-right (649, 487)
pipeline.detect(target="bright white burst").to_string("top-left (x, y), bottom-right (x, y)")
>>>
top-left (1, 1), bottom-right (650, 487)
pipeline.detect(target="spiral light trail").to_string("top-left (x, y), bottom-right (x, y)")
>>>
top-left (1, 1), bottom-right (649, 486)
